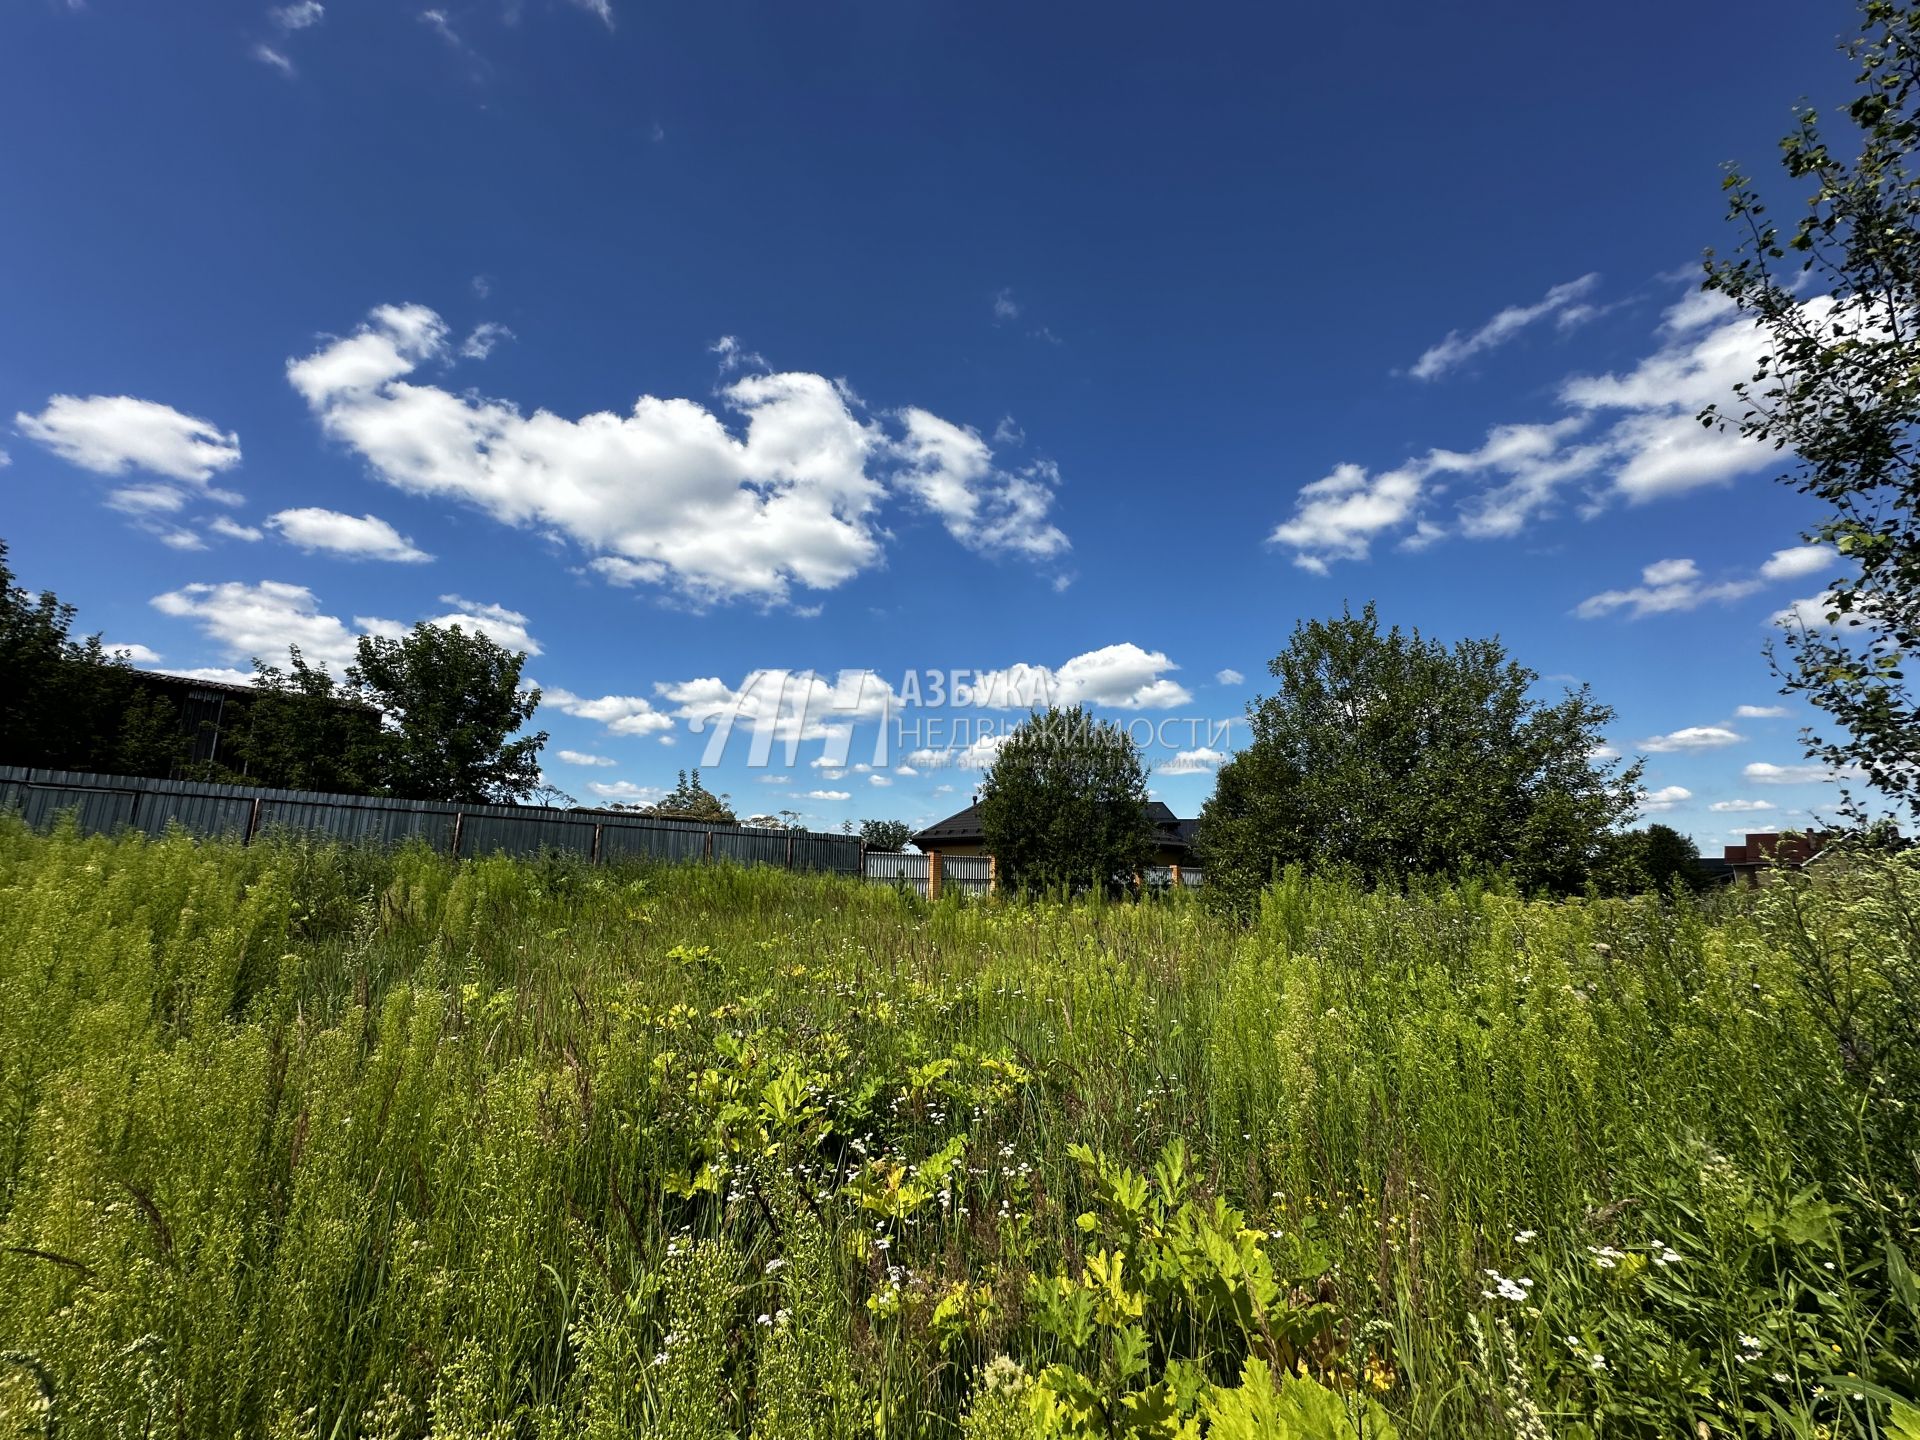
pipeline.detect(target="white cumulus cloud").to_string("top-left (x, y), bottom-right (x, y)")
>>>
top-left (16, 394), bottom-right (241, 484)
top-left (1639, 785), bottom-right (1692, 813)
top-left (1639, 725), bottom-right (1743, 753)
top-left (556, 750), bottom-right (616, 767)
top-left (267, 508), bottom-right (432, 563)
top-left (1735, 704), bottom-right (1789, 718)
top-left (288, 304), bottom-right (1067, 605)
top-left (1710, 799), bottom-right (1775, 812)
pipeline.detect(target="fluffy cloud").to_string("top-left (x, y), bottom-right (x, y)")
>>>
top-left (1410, 273), bottom-right (1601, 381)
top-left (1639, 785), bottom-right (1692, 813)
top-left (1744, 761), bottom-right (1861, 785)
top-left (1710, 799), bottom-right (1776, 812)
top-left (1768, 590), bottom-right (1878, 632)
top-left (1214, 668), bottom-right (1245, 685)
top-left (1735, 704), bottom-right (1789, 718)
top-left (556, 750), bottom-right (616, 767)
top-left (458, 322), bottom-right (513, 361)
top-left (151, 580), bottom-right (367, 669)
top-left (1758, 545), bottom-right (1833, 582)
top-left (868, 774), bottom-right (892, 786)
top-left (799, 789), bottom-right (850, 801)
top-left (288, 303), bottom-right (1067, 605)
top-left (1270, 287), bottom-right (1820, 571)
top-left (210, 517), bottom-right (264, 542)
top-left (1576, 547), bottom-right (1838, 622)
top-left (412, 597), bottom-right (539, 654)
top-left (16, 394), bottom-right (242, 489)
top-left (1639, 725), bottom-right (1743, 753)
top-left (893, 409), bottom-right (1068, 560)
top-left (544, 689), bottom-right (674, 737)
top-left (587, 781), bottom-right (661, 805)
top-left (102, 641), bottom-right (163, 665)
top-left (252, 43), bottom-right (294, 75)
top-left (150, 579), bottom-right (537, 671)
top-left (1018, 643), bottom-right (1191, 709)
top-left (267, 507), bottom-right (432, 562)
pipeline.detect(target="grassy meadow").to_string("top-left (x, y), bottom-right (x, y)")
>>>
top-left (1, 817), bottom-right (1917, 1439)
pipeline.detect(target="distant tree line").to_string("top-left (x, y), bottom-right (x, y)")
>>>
top-left (1, 539), bottom-right (548, 805)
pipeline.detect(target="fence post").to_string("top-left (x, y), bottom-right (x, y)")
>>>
top-left (451, 810), bottom-right (465, 858)
top-left (926, 849), bottom-right (941, 902)
top-left (591, 823), bottom-right (602, 864)
top-left (245, 797), bottom-right (262, 846)
top-left (788, 830), bottom-right (796, 870)
top-left (989, 853), bottom-right (998, 894)
top-left (704, 829), bottom-right (714, 861)
top-left (1169, 863), bottom-right (1181, 888)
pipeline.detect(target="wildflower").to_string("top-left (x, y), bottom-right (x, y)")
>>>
top-left (764, 1257), bottom-right (786, 1274)
top-left (1480, 1269), bottom-right (1534, 1302)
top-left (1587, 1245), bottom-right (1624, 1270)
top-left (1514, 1229), bottom-right (1537, 1245)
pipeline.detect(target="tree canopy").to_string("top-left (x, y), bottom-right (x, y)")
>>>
top-left (1197, 605), bottom-right (1642, 912)
top-left (0, 540), bottom-right (186, 777)
top-left (638, 769), bottom-right (737, 824)
top-left (977, 705), bottom-right (1154, 893)
top-left (348, 623), bottom-right (546, 804)
top-left (1704, 0), bottom-right (1920, 821)
top-left (860, 818), bottom-right (911, 852)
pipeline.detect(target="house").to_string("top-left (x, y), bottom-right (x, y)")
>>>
top-left (909, 799), bottom-right (1199, 867)
top-left (1721, 830), bottom-right (1836, 886)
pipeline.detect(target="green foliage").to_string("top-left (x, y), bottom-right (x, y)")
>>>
top-left (348, 622), bottom-right (546, 803)
top-left (0, 822), bottom-right (1916, 1438)
top-left (638, 769), bottom-right (737, 824)
top-left (235, 646), bottom-right (385, 793)
top-left (1594, 823), bottom-right (1707, 897)
top-left (0, 539), bottom-right (187, 776)
top-left (1702, 1), bottom-right (1920, 822)
top-left (1197, 604), bottom-right (1642, 912)
top-left (979, 705), bottom-right (1154, 893)
top-left (861, 818), bottom-right (911, 852)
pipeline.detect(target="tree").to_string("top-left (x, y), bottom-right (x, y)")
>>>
top-left (977, 705), bottom-right (1154, 894)
top-left (348, 623), bottom-right (546, 803)
top-left (0, 539), bottom-right (185, 776)
top-left (1595, 823), bottom-right (1707, 897)
top-left (1197, 605), bottom-right (1642, 913)
top-left (642, 769), bottom-right (737, 823)
top-left (235, 647), bottom-right (383, 794)
top-left (1703, 1), bottom-right (1920, 821)
top-left (860, 818), bottom-right (910, 851)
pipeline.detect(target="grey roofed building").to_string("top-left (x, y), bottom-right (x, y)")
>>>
top-left (909, 798), bottom-right (1197, 863)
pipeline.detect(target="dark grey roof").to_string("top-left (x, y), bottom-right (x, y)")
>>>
top-left (910, 798), bottom-right (1196, 851)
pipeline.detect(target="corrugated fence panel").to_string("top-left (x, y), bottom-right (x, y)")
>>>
top-left (258, 799), bottom-right (458, 852)
top-left (16, 785), bottom-right (137, 836)
top-left (459, 812), bottom-right (597, 858)
top-left (0, 768), bottom-right (875, 878)
top-left (130, 791), bottom-right (254, 840)
top-left (791, 834), bottom-right (862, 874)
top-left (708, 828), bottom-right (781, 866)
top-left (598, 823), bottom-right (708, 864)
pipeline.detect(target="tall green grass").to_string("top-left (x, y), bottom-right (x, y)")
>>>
top-left (0, 816), bottom-right (1914, 1438)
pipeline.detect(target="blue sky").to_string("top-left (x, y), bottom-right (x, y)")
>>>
top-left (0, 0), bottom-right (1871, 847)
